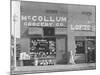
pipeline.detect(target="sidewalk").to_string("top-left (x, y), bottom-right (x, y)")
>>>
top-left (11, 63), bottom-right (96, 74)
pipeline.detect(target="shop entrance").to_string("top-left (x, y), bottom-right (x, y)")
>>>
top-left (75, 36), bottom-right (96, 64)
top-left (86, 37), bottom-right (96, 63)
top-left (56, 36), bottom-right (67, 64)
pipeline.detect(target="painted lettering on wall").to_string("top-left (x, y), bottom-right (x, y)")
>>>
top-left (21, 15), bottom-right (67, 27)
top-left (71, 24), bottom-right (95, 31)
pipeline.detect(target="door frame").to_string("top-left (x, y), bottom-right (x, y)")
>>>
top-left (55, 35), bottom-right (67, 64)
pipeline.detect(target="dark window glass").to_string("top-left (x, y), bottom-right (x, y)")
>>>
top-left (75, 41), bottom-right (85, 54)
top-left (43, 27), bottom-right (55, 36)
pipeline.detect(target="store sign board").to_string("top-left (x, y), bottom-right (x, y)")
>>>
top-left (21, 15), bottom-right (67, 27)
top-left (28, 28), bottom-right (43, 35)
top-left (55, 28), bottom-right (67, 34)
top-left (71, 24), bottom-right (95, 31)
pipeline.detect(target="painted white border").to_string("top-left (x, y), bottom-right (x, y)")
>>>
top-left (0, 0), bottom-right (98, 75)
top-left (12, 0), bottom-right (20, 67)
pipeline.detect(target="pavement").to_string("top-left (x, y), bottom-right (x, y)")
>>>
top-left (11, 63), bottom-right (96, 75)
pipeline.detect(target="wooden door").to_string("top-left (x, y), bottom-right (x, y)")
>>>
top-left (56, 37), bottom-right (67, 64)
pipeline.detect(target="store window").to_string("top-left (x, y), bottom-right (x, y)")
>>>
top-left (43, 27), bottom-right (55, 36)
top-left (75, 40), bottom-right (85, 54)
top-left (22, 37), bottom-right (56, 66)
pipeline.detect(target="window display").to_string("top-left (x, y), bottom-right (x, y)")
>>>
top-left (75, 41), bottom-right (85, 54)
top-left (23, 38), bottom-right (56, 66)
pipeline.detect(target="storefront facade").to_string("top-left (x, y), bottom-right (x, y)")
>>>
top-left (11, 1), bottom-right (96, 74)
top-left (67, 5), bottom-right (96, 63)
top-left (18, 1), bottom-right (68, 66)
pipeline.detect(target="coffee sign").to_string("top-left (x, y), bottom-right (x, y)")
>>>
top-left (71, 24), bottom-right (95, 31)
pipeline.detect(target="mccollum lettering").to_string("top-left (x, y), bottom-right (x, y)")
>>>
top-left (21, 16), bottom-right (67, 22)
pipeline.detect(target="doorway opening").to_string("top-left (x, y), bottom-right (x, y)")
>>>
top-left (56, 36), bottom-right (68, 64)
top-left (75, 36), bottom-right (96, 64)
